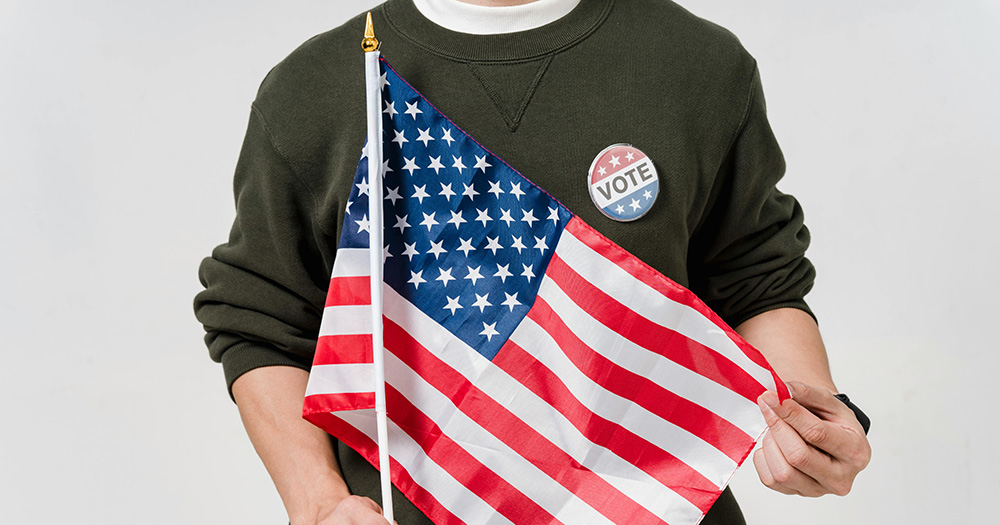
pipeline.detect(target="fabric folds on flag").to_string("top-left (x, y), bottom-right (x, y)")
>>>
top-left (303, 58), bottom-right (788, 525)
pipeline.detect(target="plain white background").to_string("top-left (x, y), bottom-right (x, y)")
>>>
top-left (2, 0), bottom-right (998, 523)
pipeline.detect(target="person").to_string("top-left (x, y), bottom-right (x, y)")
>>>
top-left (193, 0), bottom-right (872, 523)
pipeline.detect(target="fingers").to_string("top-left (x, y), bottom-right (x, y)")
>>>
top-left (761, 389), bottom-right (852, 459)
top-left (786, 381), bottom-right (847, 419)
top-left (758, 432), bottom-right (828, 497)
top-left (756, 384), bottom-right (873, 498)
top-left (758, 395), bottom-right (841, 495)
top-left (752, 447), bottom-right (796, 495)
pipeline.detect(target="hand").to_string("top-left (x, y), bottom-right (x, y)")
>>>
top-left (314, 495), bottom-right (396, 525)
top-left (753, 381), bottom-right (871, 497)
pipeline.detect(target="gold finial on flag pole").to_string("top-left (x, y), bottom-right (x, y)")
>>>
top-left (362, 12), bottom-right (379, 52)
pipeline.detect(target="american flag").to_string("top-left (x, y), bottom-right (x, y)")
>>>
top-left (303, 58), bottom-right (788, 525)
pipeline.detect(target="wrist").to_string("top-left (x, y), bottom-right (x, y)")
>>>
top-left (287, 489), bottom-right (351, 525)
top-left (282, 475), bottom-right (351, 525)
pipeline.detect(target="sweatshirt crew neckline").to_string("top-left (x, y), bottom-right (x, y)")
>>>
top-left (383, 0), bottom-right (614, 62)
top-left (411, 0), bottom-right (582, 35)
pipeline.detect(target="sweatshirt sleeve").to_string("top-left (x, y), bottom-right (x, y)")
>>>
top-left (193, 104), bottom-right (337, 398)
top-left (687, 64), bottom-right (816, 328)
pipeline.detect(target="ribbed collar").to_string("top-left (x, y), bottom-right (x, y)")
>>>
top-left (383, 0), bottom-right (614, 62)
top-left (412, 0), bottom-right (582, 35)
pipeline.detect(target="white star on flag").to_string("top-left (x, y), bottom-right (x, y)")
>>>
top-left (428, 155), bottom-right (445, 174)
top-left (447, 209), bottom-right (465, 228)
top-left (354, 214), bottom-right (369, 233)
top-left (510, 182), bottom-right (525, 200)
top-left (356, 177), bottom-right (370, 196)
top-left (475, 208), bottom-right (493, 227)
top-left (402, 157), bottom-right (419, 175)
top-left (501, 292), bottom-right (521, 311)
top-left (412, 185), bottom-right (430, 204)
top-left (441, 127), bottom-right (455, 146)
top-left (427, 240), bottom-right (447, 259)
top-left (548, 206), bottom-right (560, 224)
top-left (465, 266), bottom-right (485, 286)
top-left (463, 183), bottom-right (480, 200)
top-left (393, 214), bottom-right (409, 233)
top-left (401, 241), bottom-right (419, 260)
top-left (533, 235), bottom-right (548, 254)
top-left (521, 209), bottom-right (538, 227)
top-left (385, 186), bottom-right (402, 204)
top-left (436, 267), bottom-right (455, 286)
top-left (404, 100), bottom-right (423, 119)
top-left (420, 212), bottom-right (438, 231)
top-left (511, 236), bottom-right (527, 254)
top-left (457, 238), bottom-right (475, 255)
top-left (439, 182), bottom-right (456, 199)
top-left (472, 293), bottom-right (492, 312)
top-left (416, 128), bottom-right (434, 146)
top-left (474, 155), bottom-right (492, 173)
top-left (479, 321), bottom-right (499, 341)
top-left (442, 295), bottom-right (462, 314)
top-left (485, 236), bottom-right (503, 255)
top-left (407, 270), bottom-right (426, 289)
top-left (383, 100), bottom-right (397, 118)
top-left (494, 263), bottom-right (513, 282)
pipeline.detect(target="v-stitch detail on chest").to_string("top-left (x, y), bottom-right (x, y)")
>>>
top-left (466, 55), bottom-right (554, 133)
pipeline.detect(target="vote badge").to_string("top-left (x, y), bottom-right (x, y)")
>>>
top-left (587, 144), bottom-right (659, 222)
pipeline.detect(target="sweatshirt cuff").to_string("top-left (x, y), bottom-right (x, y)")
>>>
top-left (726, 299), bottom-right (817, 331)
top-left (221, 341), bottom-right (312, 401)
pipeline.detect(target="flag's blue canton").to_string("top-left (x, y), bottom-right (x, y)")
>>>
top-left (339, 60), bottom-right (574, 360)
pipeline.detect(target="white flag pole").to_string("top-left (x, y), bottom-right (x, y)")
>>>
top-left (362, 12), bottom-right (393, 523)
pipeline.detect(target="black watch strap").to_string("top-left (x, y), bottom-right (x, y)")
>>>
top-left (834, 393), bottom-right (871, 435)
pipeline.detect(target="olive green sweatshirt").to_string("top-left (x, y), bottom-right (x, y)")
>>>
top-left (194, 0), bottom-right (814, 522)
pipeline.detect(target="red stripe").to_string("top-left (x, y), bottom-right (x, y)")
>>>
top-left (302, 411), bottom-right (464, 525)
top-left (325, 276), bottom-right (371, 307)
top-left (546, 253), bottom-right (768, 403)
top-left (385, 385), bottom-right (560, 525)
top-left (303, 392), bottom-right (375, 414)
top-left (314, 334), bottom-right (373, 365)
top-left (383, 319), bottom-right (667, 525)
top-left (494, 340), bottom-right (720, 514)
top-left (527, 296), bottom-right (753, 463)
top-left (564, 218), bottom-right (789, 400)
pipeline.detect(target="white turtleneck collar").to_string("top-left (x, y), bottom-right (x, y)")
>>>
top-left (411, 0), bottom-right (583, 35)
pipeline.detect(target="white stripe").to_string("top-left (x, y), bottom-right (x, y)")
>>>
top-left (556, 229), bottom-right (777, 390)
top-left (336, 411), bottom-right (516, 525)
top-left (304, 364), bottom-right (374, 396)
top-left (381, 287), bottom-right (704, 524)
top-left (509, 304), bottom-right (736, 487)
top-left (383, 351), bottom-right (616, 525)
top-left (331, 248), bottom-right (371, 278)
top-left (536, 275), bottom-right (766, 438)
top-left (319, 305), bottom-right (372, 337)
